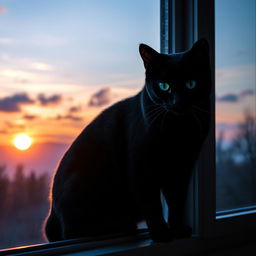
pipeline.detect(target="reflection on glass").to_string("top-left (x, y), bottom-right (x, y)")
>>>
top-left (0, 0), bottom-right (159, 249)
top-left (215, 0), bottom-right (256, 211)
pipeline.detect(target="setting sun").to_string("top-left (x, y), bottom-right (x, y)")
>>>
top-left (13, 134), bottom-right (33, 151)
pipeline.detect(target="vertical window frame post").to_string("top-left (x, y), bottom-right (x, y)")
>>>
top-left (160, 0), bottom-right (216, 238)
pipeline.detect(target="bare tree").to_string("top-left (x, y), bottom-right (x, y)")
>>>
top-left (0, 165), bottom-right (9, 217)
top-left (216, 110), bottom-right (256, 209)
top-left (233, 110), bottom-right (256, 167)
top-left (232, 109), bottom-right (256, 201)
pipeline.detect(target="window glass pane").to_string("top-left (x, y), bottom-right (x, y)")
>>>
top-left (0, 0), bottom-right (159, 249)
top-left (215, 0), bottom-right (256, 211)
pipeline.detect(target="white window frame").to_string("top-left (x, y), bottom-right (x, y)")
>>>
top-left (1, 1), bottom-right (256, 255)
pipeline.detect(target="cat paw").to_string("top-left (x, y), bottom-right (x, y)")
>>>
top-left (171, 225), bottom-right (192, 239)
top-left (150, 228), bottom-right (174, 243)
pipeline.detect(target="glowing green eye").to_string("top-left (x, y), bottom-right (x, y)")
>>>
top-left (159, 82), bottom-right (170, 92)
top-left (186, 80), bottom-right (196, 89)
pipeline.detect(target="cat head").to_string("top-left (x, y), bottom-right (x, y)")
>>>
top-left (139, 39), bottom-right (211, 115)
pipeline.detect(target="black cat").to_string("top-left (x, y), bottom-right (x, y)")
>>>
top-left (44, 39), bottom-right (211, 242)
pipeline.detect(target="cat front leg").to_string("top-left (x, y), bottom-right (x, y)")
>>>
top-left (132, 178), bottom-right (174, 242)
top-left (162, 184), bottom-right (192, 240)
top-left (129, 144), bottom-right (173, 242)
top-left (144, 191), bottom-right (174, 242)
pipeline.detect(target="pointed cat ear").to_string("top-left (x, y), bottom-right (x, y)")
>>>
top-left (187, 38), bottom-right (210, 63)
top-left (139, 44), bottom-right (159, 69)
top-left (191, 38), bottom-right (209, 55)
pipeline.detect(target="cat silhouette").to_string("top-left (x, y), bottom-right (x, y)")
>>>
top-left (45, 39), bottom-right (211, 242)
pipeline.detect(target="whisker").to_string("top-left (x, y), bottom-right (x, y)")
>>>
top-left (192, 105), bottom-right (209, 114)
top-left (191, 112), bottom-right (203, 135)
top-left (148, 109), bottom-right (165, 128)
top-left (139, 102), bottom-right (162, 127)
top-left (147, 108), bottom-right (163, 121)
top-left (144, 104), bottom-right (163, 111)
top-left (160, 110), bottom-right (168, 130)
top-left (146, 106), bottom-right (162, 115)
top-left (146, 106), bottom-right (163, 116)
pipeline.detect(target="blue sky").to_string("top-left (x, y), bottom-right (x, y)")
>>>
top-left (0, 0), bottom-right (159, 87)
top-left (215, 0), bottom-right (256, 68)
top-left (0, 0), bottom-right (254, 182)
top-left (0, 0), bottom-right (160, 147)
top-left (1, 0), bottom-right (254, 91)
top-left (215, 0), bottom-right (256, 136)
top-left (0, 0), bottom-right (255, 146)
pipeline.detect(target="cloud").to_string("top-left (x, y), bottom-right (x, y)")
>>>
top-left (239, 89), bottom-right (254, 98)
top-left (55, 114), bottom-right (83, 122)
top-left (0, 6), bottom-right (7, 14)
top-left (216, 65), bottom-right (254, 89)
top-left (0, 69), bottom-right (37, 83)
top-left (234, 50), bottom-right (249, 57)
top-left (30, 62), bottom-right (53, 71)
top-left (88, 88), bottom-right (111, 107)
top-left (0, 93), bottom-right (34, 112)
top-left (23, 114), bottom-right (38, 120)
top-left (54, 105), bottom-right (83, 122)
top-left (0, 129), bottom-right (8, 134)
top-left (38, 93), bottom-right (62, 106)
top-left (5, 121), bottom-right (25, 130)
top-left (217, 93), bottom-right (238, 103)
top-left (69, 106), bottom-right (81, 113)
top-left (217, 89), bottom-right (255, 103)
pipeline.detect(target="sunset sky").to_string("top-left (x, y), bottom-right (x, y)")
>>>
top-left (0, 0), bottom-right (159, 148)
top-left (0, 0), bottom-right (255, 175)
top-left (215, 0), bottom-right (255, 139)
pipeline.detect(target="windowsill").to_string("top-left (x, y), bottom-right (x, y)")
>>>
top-left (1, 229), bottom-right (256, 256)
top-left (216, 206), bottom-right (256, 219)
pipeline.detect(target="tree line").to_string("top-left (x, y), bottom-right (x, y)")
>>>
top-left (0, 164), bottom-right (50, 249)
top-left (0, 110), bottom-right (254, 249)
top-left (216, 110), bottom-right (256, 210)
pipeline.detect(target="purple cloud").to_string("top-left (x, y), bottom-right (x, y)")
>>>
top-left (23, 114), bottom-right (38, 120)
top-left (239, 89), bottom-right (254, 98)
top-left (217, 93), bottom-right (238, 103)
top-left (88, 88), bottom-right (111, 107)
top-left (55, 114), bottom-right (82, 122)
top-left (234, 50), bottom-right (249, 57)
top-left (0, 93), bottom-right (34, 112)
top-left (69, 106), bottom-right (81, 113)
top-left (217, 89), bottom-right (255, 103)
top-left (38, 93), bottom-right (62, 106)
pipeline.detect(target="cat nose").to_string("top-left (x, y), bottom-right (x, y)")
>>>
top-left (172, 95), bottom-right (177, 105)
top-left (169, 93), bottom-right (179, 105)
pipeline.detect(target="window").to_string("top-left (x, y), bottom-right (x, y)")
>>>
top-left (215, 0), bottom-right (256, 212)
top-left (214, 0), bottom-right (256, 236)
top-left (161, 0), bottom-right (256, 240)
top-left (0, 0), bottom-right (159, 251)
top-left (1, 0), bottom-right (256, 255)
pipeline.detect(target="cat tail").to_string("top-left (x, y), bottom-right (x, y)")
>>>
top-left (43, 207), bottom-right (62, 242)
